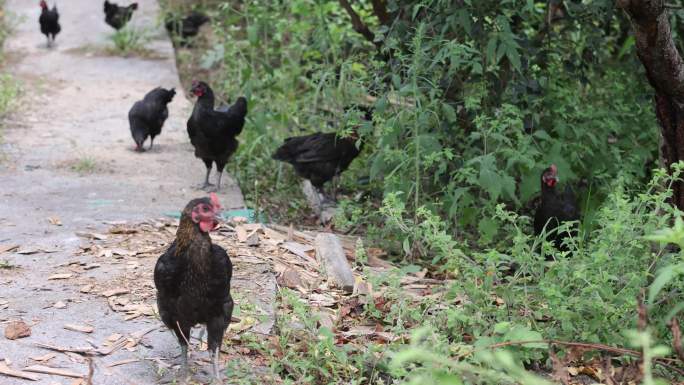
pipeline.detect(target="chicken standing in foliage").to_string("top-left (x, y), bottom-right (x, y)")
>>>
top-left (154, 193), bottom-right (233, 382)
top-left (128, 87), bottom-right (176, 151)
top-left (38, 1), bottom-right (60, 48)
top-left (187, 81), bottom-right (247, 191)
top-left (165, 11), bottom-right (210, 47)
top-left (103, 0), bottom-right (138, 30)
top-left (534, 164), bottom-right (580, 252)
top-left (272, 107), bottom-right (368, 200)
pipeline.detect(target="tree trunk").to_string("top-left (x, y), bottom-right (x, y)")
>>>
top-left (618, 0), bottom-right (684, 209)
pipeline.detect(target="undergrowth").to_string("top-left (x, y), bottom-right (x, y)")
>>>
top-left (160, 0), bottom-right (684, 383)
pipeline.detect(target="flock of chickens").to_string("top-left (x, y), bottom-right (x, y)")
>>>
top-left (36, 1), bottom-right (580, 382)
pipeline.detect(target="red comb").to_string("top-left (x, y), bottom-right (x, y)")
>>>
top-left (550, 164), bottom-right (557, 173)
top-left (209, 193), bottom-right (222, 210)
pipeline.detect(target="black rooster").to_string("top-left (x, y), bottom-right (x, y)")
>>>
top-left (272, 107), bottom-right (368, 200)
top-left (38, 1), bottom-right (60, 48)
top-left (154, 193), bottom-right (233, 382)
top-left (187, 81), bottom-right (247, 191)
top-left (103, 0), bottom-right (138, 30)
top-left (165, 11), bottom-right (210, 47)
top-left (128, 87), bottom-right (176, 151)
top-left (533, 164), bottom-right (580, 252)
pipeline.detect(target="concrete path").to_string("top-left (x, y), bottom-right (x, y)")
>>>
top-left (0, 1), bottom-right (260, 384)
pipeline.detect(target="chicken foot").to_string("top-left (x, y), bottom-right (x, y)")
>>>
top-left (201, 167), bottom-right (216, 191)
top-left (211, 347), bottom-right (222, 383)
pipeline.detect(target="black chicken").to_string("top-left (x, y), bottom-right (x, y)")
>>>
top-left (533, 164), bottom-right (580, 252)
top-left (187, 81), bottom-right (247, 191)
top-left (38, 1), bottom-right (60, 48)
top-left (154, 193), bottom-right (233, 382)
top-left (272, 107), bottom-right (368, 199)
top-left (165, 11), bottom-right (210, 46)
top-left (128, 87), bottom-right (176, 151)
top-left (103, 0), bottom-right (138, 30)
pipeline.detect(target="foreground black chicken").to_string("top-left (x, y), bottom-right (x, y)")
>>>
top-left (187, 81), bottom-right (247, 191)
top-left (38, 1), bottom-right (60, 48)
top-left (128, 87), bottom-right (176, 151)
top-left (154, 193), bottom-right (233, 382)
top-left (103, 0), bottom-right (138, 30)
top-left (272, 107), bottom-right (368, 199)
top-left (534, 164), bottom-right (580, 251)
top-left (165, 11), bottom-right (210, 46)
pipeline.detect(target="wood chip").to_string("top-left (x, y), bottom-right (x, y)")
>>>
top-left (48, 273), bottom-right (73, 280)
top-left (53, 301), bottom-right (66, 309)
top-left (47, 217), bottom-right (62, 226)
top-left (79, 285), bottom-right (94, 293)
top-left (64, 324), bottom-right (94, 334)
top-left (281, 242), bottom-right (314, 260)
top-left (107, 333), bottom-right (122, 342)
top-left (0, 362), bottom-right (40, 381)
top-left (29, 353), bottom-right (56, 362)
top-left (101, 288), bottom-right (129, 297)
top-left (23, 365), bottom-right (84, 379)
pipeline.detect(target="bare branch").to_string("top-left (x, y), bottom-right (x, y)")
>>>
top-left (338, 0), bottom-right (377, 46)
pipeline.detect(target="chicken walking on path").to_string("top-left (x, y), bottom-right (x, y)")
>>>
top-left (0, 1), bottom-right (273, 384)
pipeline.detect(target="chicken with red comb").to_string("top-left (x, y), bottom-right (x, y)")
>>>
top-left (38, 0), bottom-right (60, 48)
top-left (154, 193), bottom-right (233, 382)
top-left (534, 164), bottom-right (580, 253)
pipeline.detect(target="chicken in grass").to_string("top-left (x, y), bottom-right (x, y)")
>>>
top-left (38, 1), bottom-right (60, 48)
top-left (187, 81), bottom-right (247, 191)
top-left (534, 164), bottom-right (580, 252)
top-left (165, 11), bottom-right (210, 47)
top-left (272, 107), bottom-right (368, 201)
top-left (103, 0), bottom-right (138, 30)
top-left (154, 193), bottom-right (233, 383)
top-left (128, 87), bottom-right (176, 151)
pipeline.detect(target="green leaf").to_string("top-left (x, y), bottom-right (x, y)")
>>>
top-left (648, 265), bottom-right (682, 303)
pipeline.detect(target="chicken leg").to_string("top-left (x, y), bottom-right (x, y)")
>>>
top-left (200, 159), bottom-right (216, 190)
top-left (216, 171), bottom-right (223, 191)
top-left (149, 137), bottom-right (155, 151)
top-left (211, 347), bottom-right (221, 383)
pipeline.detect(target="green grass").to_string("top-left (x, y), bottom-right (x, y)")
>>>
top-left (70, 157), bottom-right (98, 174)
top-left (0, 259), bottom-right (15, 269)
top-left (107, 27), bottom-right (152, 57)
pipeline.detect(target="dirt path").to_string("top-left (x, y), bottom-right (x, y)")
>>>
top-left (0, 1), bottom-right (274, 384)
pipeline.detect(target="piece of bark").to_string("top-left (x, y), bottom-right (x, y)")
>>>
top-left (5, 320), bottom-right (31, 340)
top-left (23, 365), bottom-right (84, 378)
top-left (0, 362), bottom-right (40, 381)
top-left (281, 242), bottom-right (315, 260)
top-left (314, 233), bottom-right (354, 293)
